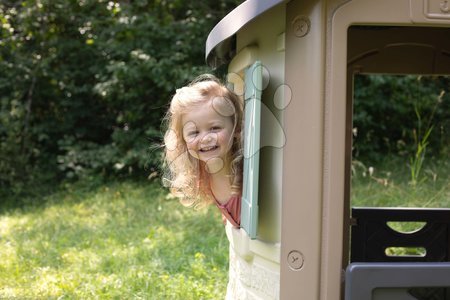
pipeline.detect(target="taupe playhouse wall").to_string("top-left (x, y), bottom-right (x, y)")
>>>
top-left (206, 0), bottom-right (450, 299)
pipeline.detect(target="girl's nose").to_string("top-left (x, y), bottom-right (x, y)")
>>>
top-left (201, 133), bottom-right (217, 144)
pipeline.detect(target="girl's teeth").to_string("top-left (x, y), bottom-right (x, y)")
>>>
top-left (202, 146), bottom-right (217, 151)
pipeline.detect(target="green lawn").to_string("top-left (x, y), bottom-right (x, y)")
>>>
top-left (0, 181), bottom-right (229, 299)
top-left (352, 157), bottom-right (449, 208)
top-left (0, 157), bottom-right (448, 298)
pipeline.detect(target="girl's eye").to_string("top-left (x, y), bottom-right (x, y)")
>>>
top-left (210, 126), bottom-right (221, 132)
top-left (184, 131), bottom-right (198, 141)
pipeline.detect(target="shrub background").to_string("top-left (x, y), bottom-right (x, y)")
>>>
top-left (353, 74), bottom-right (449, 162)
top-left (1, 1), bottom-right (448, 198)
top-left (0, 0), bottom-right (242, 196)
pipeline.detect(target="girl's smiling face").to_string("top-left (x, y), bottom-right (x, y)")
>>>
top-left (181, 98), bottom-right (235, 167)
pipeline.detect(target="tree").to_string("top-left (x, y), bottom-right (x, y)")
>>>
top-left (0, 0), bottom-right (243, 194)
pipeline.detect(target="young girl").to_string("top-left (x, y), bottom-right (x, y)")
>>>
top-left (162, 74), bottom-right (243, 227)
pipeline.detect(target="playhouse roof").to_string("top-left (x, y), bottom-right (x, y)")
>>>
top-left (205, 0), bottom-right (285, 68)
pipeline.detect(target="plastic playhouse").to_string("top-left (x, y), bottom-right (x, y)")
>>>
top-left (206, 0), bottom-right (450, 299)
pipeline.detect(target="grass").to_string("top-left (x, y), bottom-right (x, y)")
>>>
top-left (351, 156), bottom-right (449, 257)
top-left (0, 180), bottom-right (229, 299)
top-left (351, 156), bottom-right (450, 208)
top-left (0, 157), bottom-right (447, 298)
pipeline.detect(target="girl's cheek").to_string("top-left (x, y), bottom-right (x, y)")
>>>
top-left (219, 132), bottom-right (230, 145)
top-left (185, 140), bottom-right (199, 159)
top-left (184, 135), bottom-right (196, 147)
top-left (186, 138), bottom-right (197, 148)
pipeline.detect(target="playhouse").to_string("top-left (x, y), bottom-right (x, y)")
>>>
top-left (205, 0), bottom-right (450, 299)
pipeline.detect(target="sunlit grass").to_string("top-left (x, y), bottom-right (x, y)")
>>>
top-left (1, 157), bottom-right (447, 297)
top-left (0, 181), bottom-right (228, 299)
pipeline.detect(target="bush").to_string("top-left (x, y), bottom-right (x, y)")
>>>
top-left (0, 0), bottom-right (243, 195)
top-left (353, 74), bottom-right (449, 162)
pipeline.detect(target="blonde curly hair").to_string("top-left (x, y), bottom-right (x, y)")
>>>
top-left (162, 74), bottom-right (243, 208)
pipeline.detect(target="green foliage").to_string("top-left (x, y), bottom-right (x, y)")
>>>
top-left (353, 75), bottom-right (449, 162)
top-left (0, 0), bottom-right (242, 194)
top-left (0, 181), bottom-right (229, 299)
top-left (2, 0), bottom-right (447, 200)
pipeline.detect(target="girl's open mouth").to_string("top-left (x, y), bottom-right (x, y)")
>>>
top-left (200, 145), bottom-right (219, 152)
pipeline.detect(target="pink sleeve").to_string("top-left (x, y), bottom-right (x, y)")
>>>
top-left (214, 195), bottom-right (241, 228)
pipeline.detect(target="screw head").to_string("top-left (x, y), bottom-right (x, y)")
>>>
top-left (440, 0), bottom-right (450, 13)
top-left (287, 250), bottom-right (304, 270)
top-left (292, 16), bottom-right (310, 38)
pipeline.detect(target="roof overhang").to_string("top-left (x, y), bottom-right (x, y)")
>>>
top-left (205, 0), bottom-right (286, 68)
